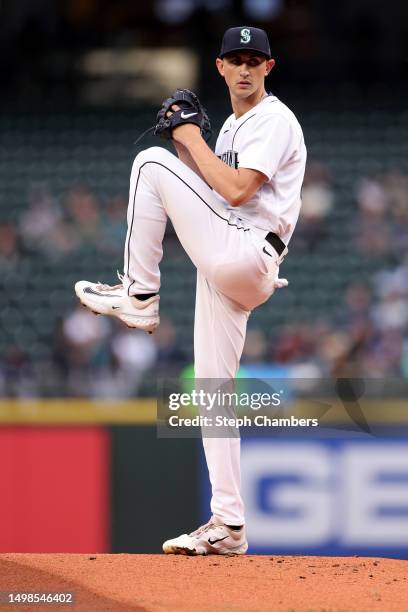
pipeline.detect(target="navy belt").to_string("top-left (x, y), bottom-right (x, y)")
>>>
top-left (265, 232), bottom-right (286, 256)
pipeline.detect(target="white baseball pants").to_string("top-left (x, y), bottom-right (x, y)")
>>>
top-left (124, 146), bottom-right (283, 526)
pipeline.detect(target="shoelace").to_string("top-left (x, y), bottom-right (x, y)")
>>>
top-left (189, 518), bottom-right (216, 537)
top-left (96, 270), bottom-right (124, 291)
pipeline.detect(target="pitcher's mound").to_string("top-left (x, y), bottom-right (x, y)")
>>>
top-left (0, 553), bottom-right (407, 611)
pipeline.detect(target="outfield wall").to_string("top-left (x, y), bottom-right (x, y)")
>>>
top-left (0, 399), bottom-right (407, 556)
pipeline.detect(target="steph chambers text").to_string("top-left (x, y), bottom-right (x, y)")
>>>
top-left (168, 415), bottom-right (319, 427)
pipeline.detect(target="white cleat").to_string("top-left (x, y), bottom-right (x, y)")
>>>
top-left (162, 515), bottom-right (248, 556)
top-left (74, 274), bottom-right (160, 333)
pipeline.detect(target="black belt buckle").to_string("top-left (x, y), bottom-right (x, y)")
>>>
top-left (265, 232), bottom-right (285, 257)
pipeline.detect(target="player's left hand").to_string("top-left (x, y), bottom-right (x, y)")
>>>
top-left (154, 88), bottom-right (212, 142)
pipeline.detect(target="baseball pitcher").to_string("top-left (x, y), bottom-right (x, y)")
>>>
top-left (75, 26), bottom-right (307, 555)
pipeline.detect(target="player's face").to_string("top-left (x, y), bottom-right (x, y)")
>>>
top-left (216, 52), bottom-right (275, 100)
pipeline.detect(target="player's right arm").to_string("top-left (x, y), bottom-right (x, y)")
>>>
top-left (173, 142), bottom-right (206, 182)
top-left (173, 111), bottom-right (299, 207)
top-left (173, 127), bottom-right (268, 206)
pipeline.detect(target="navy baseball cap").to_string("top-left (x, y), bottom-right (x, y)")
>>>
top-left (219, 26), bottom-right (271, 59)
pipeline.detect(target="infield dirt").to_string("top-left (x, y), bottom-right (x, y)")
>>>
top-left (0, 553), bottom-right (407, 611)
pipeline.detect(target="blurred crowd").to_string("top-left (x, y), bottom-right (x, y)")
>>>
top-left (0, 161), bottom-right (407, 397)
top-left (241, 164), bottom-right (408, 379)
top-left (18, 183), bottom-right (127, 261)
top-left (0, 183), bottom-right (128, 276)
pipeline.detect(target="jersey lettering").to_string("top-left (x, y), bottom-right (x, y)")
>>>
top-left (218, 150), bottom-right (239, 169)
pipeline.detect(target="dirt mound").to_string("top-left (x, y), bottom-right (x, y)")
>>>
top-left (0, 553), bottom-right (407, 611)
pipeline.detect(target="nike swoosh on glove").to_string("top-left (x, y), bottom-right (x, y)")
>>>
top-left (154, 88), bottom-right (212, 142)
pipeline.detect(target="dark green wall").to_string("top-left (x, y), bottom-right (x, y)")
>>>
top-left (111, 426), bottom-right (200, 553)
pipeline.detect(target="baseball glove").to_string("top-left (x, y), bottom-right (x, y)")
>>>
top-left (154, 88), bottom-right (212, 142)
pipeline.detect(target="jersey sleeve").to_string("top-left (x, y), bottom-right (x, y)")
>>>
top-left (237, 113), bottom-right (295, 180)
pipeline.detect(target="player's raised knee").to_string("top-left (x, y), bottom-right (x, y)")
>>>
top-left (134, 146), bottom-right (173, 166)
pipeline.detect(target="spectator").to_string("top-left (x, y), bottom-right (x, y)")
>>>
top-left (100, 194), bottom-right (127, 255)
top-left (401, 336), bottom-right (408, 377)
top-left (241, 328), bottom-right (268, 364)
top-left (297, 160), bottom-right (334, 250)
top-left (372, 266), bottom-right (408, 332)
top-left (354, 176), bottom-right (391, 256)
top-left (101, 323), bottom-right (157, 398)
top-left (20, 183), bottom-right (80, 258)
top-left (0, 344), bottom-right (37, 397)
top-left (362, 330), bottom-right (404, 376)
top-left (64, 185), bottom-right (102, 250)
top-left (271, 324), bottom-right (316, 364)
top-left (337, 282), bottom-right (375, 349)
top-left (315, 327), bottom-right (358, 377)
top-left (0, 222), bottom-right (20, 269)
top-left (52, 307), bottom-right (159, 397)
top-left (383, 169), bottom-right (408, 258)
top-left (61, 304), bottom-right (110, 395)
top-left (20, 183), bottom-right (61, 245)
top-left (153, 317), bottom-right (187, 366)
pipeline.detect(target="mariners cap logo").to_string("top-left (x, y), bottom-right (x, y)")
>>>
top-left (240, 28), bottom-right (251, 44)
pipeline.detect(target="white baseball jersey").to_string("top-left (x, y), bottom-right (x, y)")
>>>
top-left (121, 96), bottom-right (307, 527)
top-left (215, 94), bottom-right (306, 244)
